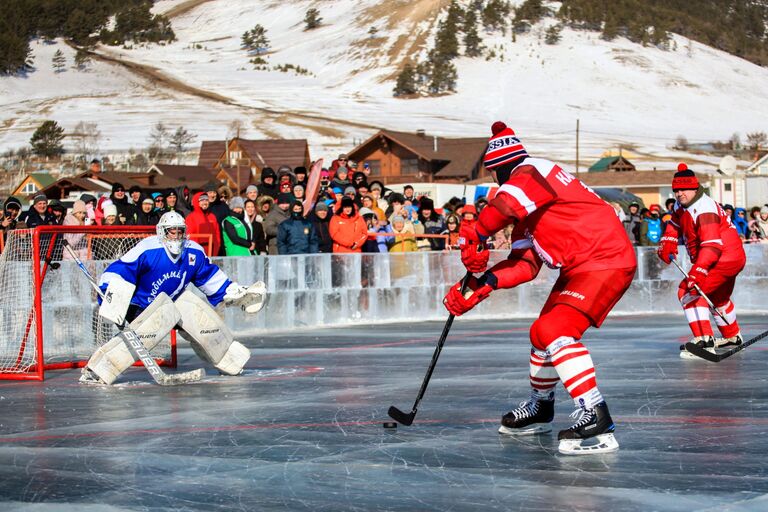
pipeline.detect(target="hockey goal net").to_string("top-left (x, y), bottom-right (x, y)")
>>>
top-left (0, 225), bottom-right (177, 380)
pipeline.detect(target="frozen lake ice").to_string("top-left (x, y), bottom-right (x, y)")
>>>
top-left (0, 314), bottom-right (767, 511)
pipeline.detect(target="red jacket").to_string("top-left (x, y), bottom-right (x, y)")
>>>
top-left (185, 192), bottom-right (221, 256)
top-left (329, 207), bottom-right (368, 253)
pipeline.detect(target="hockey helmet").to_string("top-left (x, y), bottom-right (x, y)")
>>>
top-left (157, 211), bottom-right (187, 256)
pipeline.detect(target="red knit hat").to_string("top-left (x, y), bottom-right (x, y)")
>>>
top-left (484, 122), bottom-right (529, 170)
top-left (672, 162), bottom-right (699, 190)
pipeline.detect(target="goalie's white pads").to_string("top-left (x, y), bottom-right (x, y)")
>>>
top-left (176, 289), bottom-right (251, 375)
top-left (98, 277), bottom-right (136, 326)
top-left (83, 293), bottom-right (180, 385)
top-left (223, 281), bottom-right (267, 314)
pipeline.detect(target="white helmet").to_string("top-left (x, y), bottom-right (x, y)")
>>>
top-left (156, 211), bottom-right (187, 256)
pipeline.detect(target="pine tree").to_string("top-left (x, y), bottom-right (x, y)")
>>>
top-left (434, 18), bottom-right (459, 61)
top-left (0, 33), bottom-right (34, 75)
top-left (242, 25), bottom-right (270, 54)
top-left (74, 48), bottom-right (91, 70)
top-left (544, 24), bottom-right (561, 45)
top-left (52, 49), bottom-right (66, 72)
top-left (304, 8), bottom-right (322, 30)
top-left (482, 0), bottom-right (510, 33)
top-left (393, 63), bottom-right (418, 96)
top-left (463, 9), bottom-right (482, 57)
top-left (427, 50), bottom-right (457, 94)
top-left (30, 120), bottom-right (65, 158)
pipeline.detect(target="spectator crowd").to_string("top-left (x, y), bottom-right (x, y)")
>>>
top-left (4, 156), bottom-right (768, 256)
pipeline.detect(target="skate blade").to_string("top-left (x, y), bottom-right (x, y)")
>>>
top-left (498, 422), bottom-right (552, 436)
top-left (558, 433), bottom-right (619, 455)
top-left (680, 347), bottom-right (715, 359)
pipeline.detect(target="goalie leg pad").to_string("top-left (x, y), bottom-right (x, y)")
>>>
top-left (84, 293), bottom-right (180, 385)
top-left (176, 289), bottom-right (251, 374)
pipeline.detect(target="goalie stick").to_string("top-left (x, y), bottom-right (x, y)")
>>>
top-left (61, 240), bottom-right (204, 386)
top-left (388, 272), bottom-right (472, 426)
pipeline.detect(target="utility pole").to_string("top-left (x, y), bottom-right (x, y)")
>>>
top-left (575, 118), bottom-right (580, 175)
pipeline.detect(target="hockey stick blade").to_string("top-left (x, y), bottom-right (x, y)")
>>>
top-left (117, 331), bottom-right (204, 385)
top-left (387, 406), bottom-right (415, 426)
top-left (685, 329), bottom-right (768, 363)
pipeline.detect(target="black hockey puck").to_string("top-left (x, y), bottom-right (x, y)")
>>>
top-left (382, 421), bottom-right (397, 429)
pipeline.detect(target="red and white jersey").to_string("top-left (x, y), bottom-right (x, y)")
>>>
top-left (477, 158), bottom-right (636, 275)
top-left (668, 193), bottom-right (745, 266)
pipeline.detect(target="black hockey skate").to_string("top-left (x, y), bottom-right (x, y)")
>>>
top-left (498, 393), bottom-right (554, 436)
top-left (557, 401), bottom-right (618, 455)
top-left (680, 336), bottom-right (715, 360)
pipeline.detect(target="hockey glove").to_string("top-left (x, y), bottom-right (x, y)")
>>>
top-left (458, 223), bottom-right (489, 273)
top-left (443, 274), bottom-right (494, 316)
top-left (657, 236), bottom-right (678, 264)
top-left (685, 265), bottom-right (708, 293)
top-left (224, 281), bottom-right (268, 314)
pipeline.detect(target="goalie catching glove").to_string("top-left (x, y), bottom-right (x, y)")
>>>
top-left (443, 273), bottom-right (496, 316)
top-left (223, 281), bottom-right (267, 314)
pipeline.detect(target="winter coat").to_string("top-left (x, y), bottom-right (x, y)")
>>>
top-left (419, 212), bottom-right (446, 250)
top-left (20, 207), bottom-right (55, 228)
top-left (309, 212), bottom-right (333, 253)
top-left (263, 206), bottom-right (291, 255)
top-left (109, 193), bottom-right (137, 225)
top-left (733, 208), bottom-right (749, 238)
top-left (329, 208), bottom-right (368, 253)
top-left (369, 223), bottom-right (394, 253)
top-left (222, 212), bottom-right (253, 256)
top-left (277, 217), bottom-right (319, 255)
top-left (389, 221), bottom-right (418, 252)
top-left (623, 213), bottom-right (643, 245)
top-left (136, 207), bottom-right (160, 226)
top-left (174, 186), bottom-right (193, 217)
top-left (185, 192), bottom-right (221, 256)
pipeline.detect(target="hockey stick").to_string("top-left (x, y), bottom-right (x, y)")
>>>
top-left (670, 257), bottom-right (730, 325)
top-left (685, 328), bottom-right (768, 362)
top-left (61, 240), bottom-right (204, 385)
top-left (388, 271), bottom-right (473, 426)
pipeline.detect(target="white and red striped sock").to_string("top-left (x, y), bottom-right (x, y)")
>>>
top-left (681, 293), bottom-right (714, 338)
top-left (529, 348), bottom-right (558, 400)
top-left (714, 300), bottom-right (740, 338)
top-left (547, 336), bottom-right (603, 409)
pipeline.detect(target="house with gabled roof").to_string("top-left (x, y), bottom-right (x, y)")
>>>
top-left (346, 129), bottom-right (489, 184)
top-left (12, 172), bottom-right (58, 200)
top-left (198, 138), bottom-right (311, 193)
top-left (588, 156), bottom-right (636, 173)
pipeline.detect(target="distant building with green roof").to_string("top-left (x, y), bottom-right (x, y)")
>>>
top-left (588, 156), bottom-right (636, 173)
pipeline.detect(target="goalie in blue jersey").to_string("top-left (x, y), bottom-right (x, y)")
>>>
top-left (80, 211), bottom-right (267, 385)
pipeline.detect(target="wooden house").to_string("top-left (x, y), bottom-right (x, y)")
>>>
top-left (11, 172), bottom-right (58, 200)
top-left (588, 156), bottom-right (636, 173)
top-left (346, 129), bottom-right (488, 184)
top-left (198, 138), bottom-right (311, 193)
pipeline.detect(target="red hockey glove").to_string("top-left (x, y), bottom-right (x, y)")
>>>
top-left (657, 235), bottom-right (678, 264)
top-left (443, 275), bottom-right (493, 316)
top-left (458, 223), bottom-right (489, 273)
top-left (686, 265), bottom-right (709, 292)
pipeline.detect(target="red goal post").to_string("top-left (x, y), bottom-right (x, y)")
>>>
top-left (0, 225), bottom-right (178, 381)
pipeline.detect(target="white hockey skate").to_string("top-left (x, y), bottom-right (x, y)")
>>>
top-left (714, 333), bottom-right (743, 349)
top-left (680, 336), bottom-right (716, 359)
top-left (558, 402), bottom-right (619, 455)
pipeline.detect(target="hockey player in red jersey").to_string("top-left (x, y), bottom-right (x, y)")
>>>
top-left (657, 163), bottom-right (746, 358)
top-left (443, 122), bottom-right (637, 455)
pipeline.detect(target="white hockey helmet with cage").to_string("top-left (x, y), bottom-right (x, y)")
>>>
top-left (156, 211), bottom-right (187, 256)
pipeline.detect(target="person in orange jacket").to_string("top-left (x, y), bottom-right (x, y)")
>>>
top-left (329, 196), bottom-right (368, 253)
top-left (185, 191), bottom-right (221, 256)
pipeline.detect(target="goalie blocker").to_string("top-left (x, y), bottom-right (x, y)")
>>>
top-left (81, 211), bottom-right (268, 385)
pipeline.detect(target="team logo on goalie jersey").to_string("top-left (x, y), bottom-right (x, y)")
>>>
top-left (188, 253), bottom-right (196, 266)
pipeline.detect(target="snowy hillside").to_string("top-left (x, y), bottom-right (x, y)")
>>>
top-left (1, 0), bottom-right (768, 170)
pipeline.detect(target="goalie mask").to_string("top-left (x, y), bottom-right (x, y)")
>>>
top-left (157, 211), bottom-right (187, 256)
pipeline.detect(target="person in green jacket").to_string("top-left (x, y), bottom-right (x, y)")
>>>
top-left (222, 197), bottom-right (255, 256)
